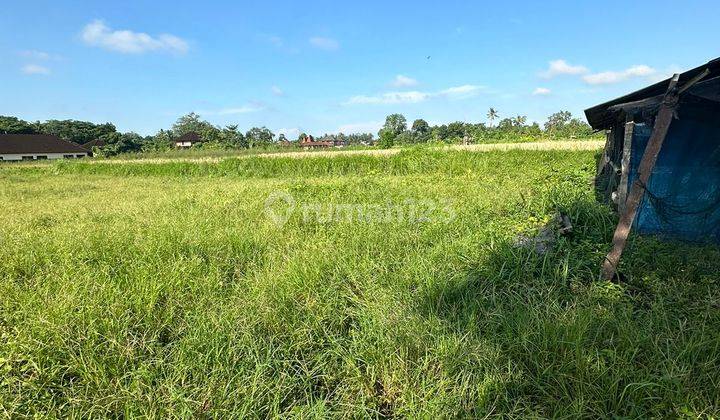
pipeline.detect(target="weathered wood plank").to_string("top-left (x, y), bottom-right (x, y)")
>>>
top-left (617, 120), bottom-right (635, 214)
top-left (601, 74), bottom-right (680, 281)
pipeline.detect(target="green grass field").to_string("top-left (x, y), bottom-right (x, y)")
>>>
top-left (1, 149), bottom-right (719, 417)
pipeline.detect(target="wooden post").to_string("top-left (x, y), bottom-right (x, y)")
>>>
top-left (597, 130), bottom-right (612, 175)
top-left (601, 74), bottom-right (680, 281)
top-left (617, 120), bottom-right (635, 214)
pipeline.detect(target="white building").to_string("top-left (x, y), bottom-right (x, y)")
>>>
top-left (174, 132), bottom-right (203, 148)
top-left (0, 134), bottom-right (90, 161)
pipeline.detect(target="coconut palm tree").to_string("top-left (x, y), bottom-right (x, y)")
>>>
top-left (487, 108), bottom-right (499, 127)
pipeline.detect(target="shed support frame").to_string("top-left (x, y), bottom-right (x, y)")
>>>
top-left (617, 120), bottom-right (635, 214)
top-left (601, 75), bottom-right (680, 281)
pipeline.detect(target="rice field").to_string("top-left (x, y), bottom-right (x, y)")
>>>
top-left (93, 139), bottom-right (606, 165)
top-left (0, 148), bottom-right (718, 417)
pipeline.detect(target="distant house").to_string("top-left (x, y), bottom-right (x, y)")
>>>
top-left (0, 134), bottom-right (89, 161)
top-left (82, 138), bottom-right (106, 150)
top-left (332, 138), bottom-right (349, 148)
top-left (81, 139), bottom-right (107, 157)
top-left (279, 140), bottom-right (294, 147)
top-left (174, 132), bottom-right (202, 148)
top-left (299, 135), bottom-right (333, 150)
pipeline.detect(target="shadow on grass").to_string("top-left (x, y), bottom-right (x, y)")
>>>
top-left (413, 193), bottom-right (720, 417)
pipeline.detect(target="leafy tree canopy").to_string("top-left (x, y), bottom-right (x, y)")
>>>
top-left (0, 116), bottom-right (37, 134)
top-left (382, 114), bottom-right (407, 137)
top-left (411, 119), bottom-right (430, 136)
top-left (40, 119), bottom-right (116, 144)
top-left (245, 126), bottom-right (275, 148)
top-left (172, 113), bottom-right (220, 141)
top-left (377, 129), bottom-right (395, 149)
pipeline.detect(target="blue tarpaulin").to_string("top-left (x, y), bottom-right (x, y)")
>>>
top-left (629, 114), bottom-right (720, 242)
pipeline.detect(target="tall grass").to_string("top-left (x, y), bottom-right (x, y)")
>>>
top-left (0, 149), bottom-right (718, 417)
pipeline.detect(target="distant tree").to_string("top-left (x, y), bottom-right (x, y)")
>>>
top-left (382, 114), bottom-right (407, 137)
top-left (245, 127), bottom-right (275, 148)
top-left (544, 111), bottom-right (593, 138)
top-left (487, 108), bottom-right (499, 127)
top-left (544, 111), bottom-right (573, 132)
top-left (0, 116), bottom-right (37, 134)
top-left (395, 131), bottom-right (414, 145)
top-left (563, 118), bottom-right (594, 138)
top-left (97, 132), bottom-right (144, 156)
top-left (377, 129), bottom-right (395, 149)
top-left (221, 125), bottom-right (247, 148)
top-left (39, 119), bottom-right (116, 144)
top-left (446, 121), bottom-right (468, 141)
top-left (411, 119), bottom-right (430, 142)
top-left (527, 122), bottom-right (543, 137)
top-left (432, 124), bottom-right (449, 142)
top-left (278, 133), bottom-right (288, 143)
top-left (346, 133), bottom-right (374, 145)
top-left (171, 112), bottom-right (221, 142)
top-left (143, 129), bottom-right (174, 152)
top-left (512, 115), bottom-right (528, 127)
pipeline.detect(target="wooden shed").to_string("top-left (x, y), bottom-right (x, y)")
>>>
top-left (585, 57), bottom-right (720, 279)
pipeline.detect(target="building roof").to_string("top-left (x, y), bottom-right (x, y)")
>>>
top-left (82, 138), bottom-right (106, 148)
top-left (301, 141), bottom-right (334, 147)
top-left (585, 57), bottom-right (720, 130)
top-left (175, 132), bottom-right (202, 143)
top-left (0, 134), bottom-right (89, 155)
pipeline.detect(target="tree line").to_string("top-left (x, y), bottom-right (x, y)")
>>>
top-left (376, 109), bottom-right (596, 148)
top-left (1, 109), bottom-right (596, 156)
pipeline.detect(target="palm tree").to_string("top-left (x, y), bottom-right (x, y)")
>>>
top-left (487, 108), bottom-right (499, 127)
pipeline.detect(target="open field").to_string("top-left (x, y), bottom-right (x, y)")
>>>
top-left (96, 139), bottom-right (605, 165)
top-left (1, 149), bottom-right (719, 417)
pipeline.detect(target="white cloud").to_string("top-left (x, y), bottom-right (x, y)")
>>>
top-left (583, 65), bottom-right (656, 85)
top-left (21, 64), bottom-right (50, 75)
top-left (196, 105), bottom-right (264, 115)
top-left (271, 85), bottom-right (284, 96)
top-left (309, 36), bottom-right (339, 51)
top-left (345, 84), bottom-right (484, 105)
top-left (19, 50), bottom-right (56, 60)
top-left (345, 91), bottom-right (430, 105)
top-left (532, 87), bottom-right (552, 96)
top-left (338, 121), bottom-right (383, 134)
top-left (647, 65), bottom-right (684, 83)
top-left (81, 20), bottom-right (189, 54)
top-left (391, 74), bottom-right (418, 88)
top-left (540, 59), bottom-right (589, 78)
top-left (439, 84), bottom-right (483, 98)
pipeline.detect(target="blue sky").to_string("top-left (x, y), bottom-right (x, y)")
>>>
top-left (1, 0), bottom-right (718, 137)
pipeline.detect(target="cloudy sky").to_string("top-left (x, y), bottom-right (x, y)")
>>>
top-left (1, 0), bottom-right (718, 137)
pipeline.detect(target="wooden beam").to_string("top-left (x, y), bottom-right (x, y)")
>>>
top-left (597, 130), bottom-right (612, 175)
top-left (607, 95), bottom-right (663, 114)
top-left (601, 74), bottom-right (680, 281)
top-left (617, 120), bottom-right (635, 214)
